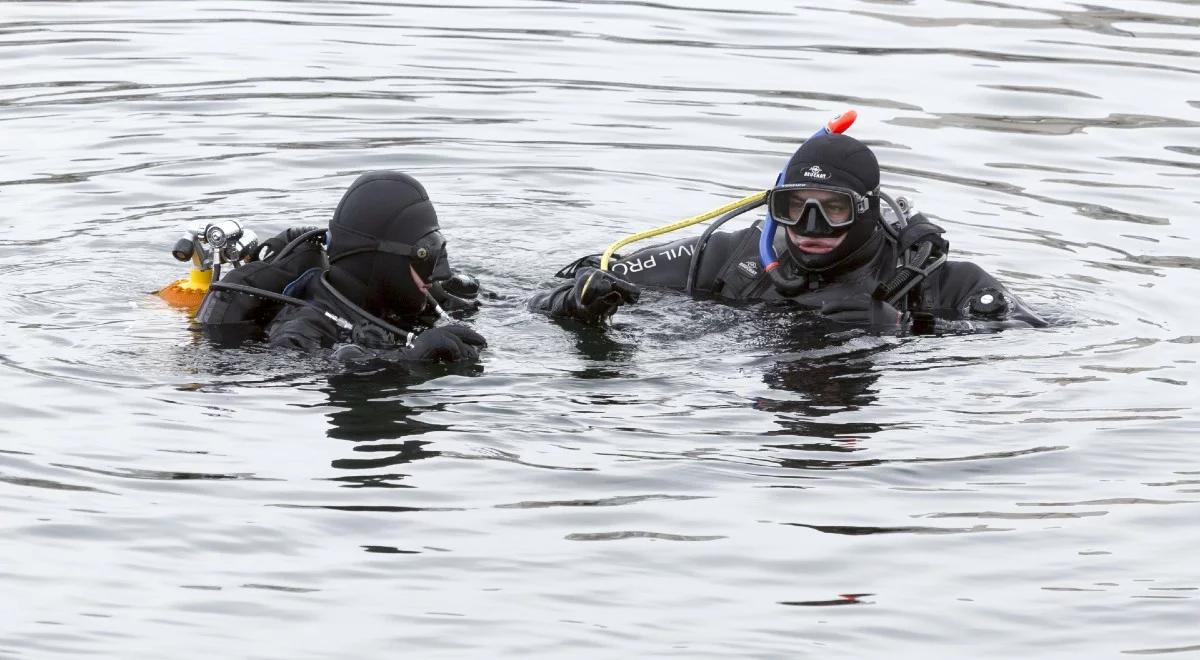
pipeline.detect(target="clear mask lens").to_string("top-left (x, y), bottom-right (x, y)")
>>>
top-left (769, 185), bottom-right (862, 229)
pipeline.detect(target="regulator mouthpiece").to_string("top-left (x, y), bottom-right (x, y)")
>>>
top-left (171, 235), bottom-right (196, 262)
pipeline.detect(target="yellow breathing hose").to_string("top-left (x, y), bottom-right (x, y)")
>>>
top-left (580, 190), bottom-right (768, 299)
top-left (598, 191), bottom-right (767, 270)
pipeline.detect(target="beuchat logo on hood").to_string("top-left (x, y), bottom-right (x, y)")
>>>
top-left (803, 165), bottom-right (830, 180)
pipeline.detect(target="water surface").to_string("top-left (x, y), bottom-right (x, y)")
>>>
top-left (2, 1), bottom-right (1199, 657)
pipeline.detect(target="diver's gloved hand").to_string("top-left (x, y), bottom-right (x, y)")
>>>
top-left (820, 294), bottom-right (905, 333)
top-left (329, 323), bottom-right (402, 362)
top-left (404, 325), bottom-right (487, 363)
top-left (440, 272), bottom-right (480, 298)
top-left (332, 343), bottom-right (371, 363)
top-left (429, 272), bottom-right (482, 313)
top-left (350, 323), bottom-right (398, 350)
top-left (254, 225), bottom-right (323, 262)
top-left (554, 254), bottom-right (604, 279)
top-left (567, 267), bottom-right (640, 325)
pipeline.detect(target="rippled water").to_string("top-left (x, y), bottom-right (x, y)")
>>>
top-left (3, 1), bottom-right (1199, 657)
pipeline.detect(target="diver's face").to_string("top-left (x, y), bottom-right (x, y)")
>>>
top-left (376, 264), bottom-right (431, 324)
top-left (410, 265), bottom-right (430, 305)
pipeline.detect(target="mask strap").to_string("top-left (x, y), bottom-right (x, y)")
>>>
top-left (328, 239), bottom-right (433, 264)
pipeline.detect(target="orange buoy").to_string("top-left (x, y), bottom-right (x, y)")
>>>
top-left (156, 267), bottom-right (212, 311)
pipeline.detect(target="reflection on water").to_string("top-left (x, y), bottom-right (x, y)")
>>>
top-left (754, 323), bottom-right (890, 449)
top-left (2, 0), bottom-right (1199, 657)
top-left (323, 367), bottom-right (454, 443)
top-left (323, 369), bottom-right (444, 486)
top-left (559, 320), bottom-right (635, 378)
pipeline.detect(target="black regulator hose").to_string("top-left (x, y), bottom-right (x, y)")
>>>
top-left (317, 272), bottom-right (417, 341)
top-left (272, 228), bottom-right (328, 262)
top-left (209, 281), bottom-right (314, 310)
top-left (685, 197), bottom-right (766, 295)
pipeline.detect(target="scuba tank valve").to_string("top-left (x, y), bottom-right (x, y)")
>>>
top-left (156, 220), bottom-right (259, 311)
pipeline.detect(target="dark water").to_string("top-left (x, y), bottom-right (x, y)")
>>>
top-left (2, 1), bottom-right (1199, 657)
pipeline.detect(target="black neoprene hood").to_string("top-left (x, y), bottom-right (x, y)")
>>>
top-left (782, 133), bottom-right (880, 194)
top-left (325, 171), bottom-right (443, 318)
top-left (327, 171), bottom-right (440, 256)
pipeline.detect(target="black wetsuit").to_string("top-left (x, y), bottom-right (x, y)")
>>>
top-left (195, 257), bottom-right (406, 355)
top-left (207, 265), bottom-right (384, 352)
top-left (532, 219), bottom-right (1045, 331)
top-left (265, 268), bottom-right (357, 350)
top-left (535, 132), bottom-right (1046, 332)
top-left (193, 229), bottom-right (340, 348)
top-left (195, 171), bottom-right (485, 363)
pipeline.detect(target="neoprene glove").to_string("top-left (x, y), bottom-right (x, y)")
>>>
top-left (429, 272), bottom-right (482, 313)
top-left (568, 267), bottom-right (640, 325)
top-left (404, 325), bottom-right (487, 363)
top-left (439, 272), bottom-right (480, 298)
top-left (350, 323), bottom-right (397, 350)
top-left (820, 294), bottom-right (905, 333)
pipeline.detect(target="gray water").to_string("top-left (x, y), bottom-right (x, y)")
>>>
top-left (2, 1), bottom-right (1199, 657)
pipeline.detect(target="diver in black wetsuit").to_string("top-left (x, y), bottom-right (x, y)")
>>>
top-left (196, 171), bottom-right (486, 363)
top-left (531, 133), bottom-right (1045, 333)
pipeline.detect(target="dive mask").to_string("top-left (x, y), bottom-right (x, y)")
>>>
top-left (768, 183), bottom-right (871, 236)
top-left (329, 225), bottom-right (449, 281)
top-left (410, 230), bottom-right (451, 282)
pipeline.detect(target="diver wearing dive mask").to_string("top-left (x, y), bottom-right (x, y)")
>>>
top-left (533, 132), bottom-right (1045, 334)
top-left (764, 133), bottom-right (889, 280)
top-left (196, 171), bottom-right (486, 363)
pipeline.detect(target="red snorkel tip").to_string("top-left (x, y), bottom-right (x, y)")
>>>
top-left (826, 109), bottom-right (858, 135)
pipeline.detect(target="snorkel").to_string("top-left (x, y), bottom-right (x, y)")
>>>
top-left (758, 110), bottom-right (858, 295)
